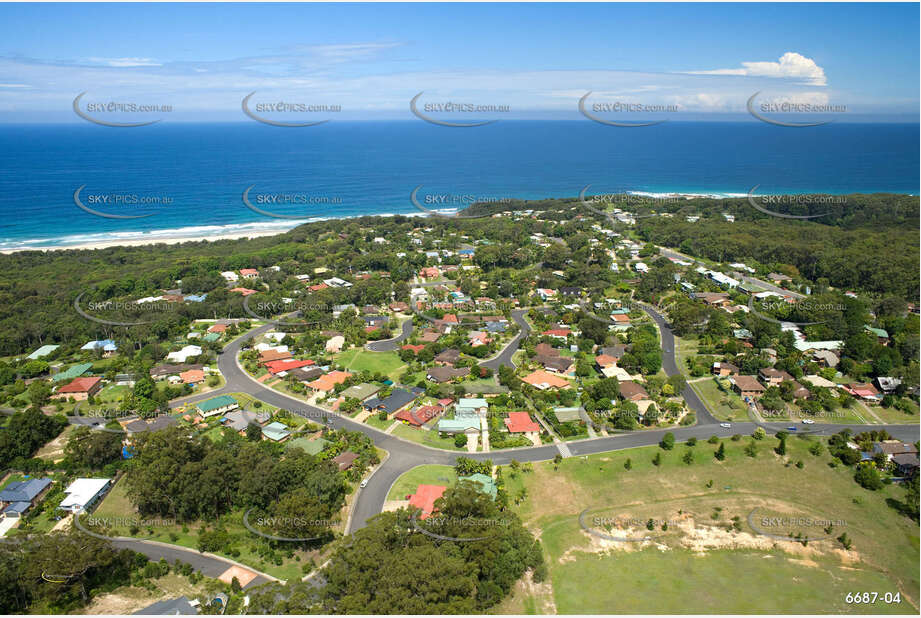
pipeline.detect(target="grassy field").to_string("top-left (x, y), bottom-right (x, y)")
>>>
top-left (691, 378), bottom-right (748, 422)
top-left (334, 348), bottom-right (406, 379)
top-left (865, 401), bottom-right (920, 425)
top-left (390, 423), bottom-right (467, 451)
top-left (386, 464), bottom-right (457, 501)
top-left (500, 435), bottom-right (920, 614)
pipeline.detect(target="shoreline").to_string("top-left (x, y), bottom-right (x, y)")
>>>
top-left (0, 229), bottom-right (293, 254)
top-left (2, 188), bottom-right (917, 254)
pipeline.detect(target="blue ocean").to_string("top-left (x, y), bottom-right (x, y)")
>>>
top-left (0, 121), bottom-right (917, 251)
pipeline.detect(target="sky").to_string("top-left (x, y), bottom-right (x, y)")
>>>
top-left (0, 2), bottom-right (918, 122)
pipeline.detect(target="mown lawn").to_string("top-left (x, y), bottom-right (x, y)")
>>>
top-left (386, 464), bottom-right (457, 501)
top-left (506, 435), bottom-right (920, 614)
top-left (334, 348), bottom-right (405, 379)
top-left (390, 424), bottom-right (467, 451)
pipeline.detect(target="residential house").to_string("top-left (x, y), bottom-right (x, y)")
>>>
top-left (434, 348), bottom-right (461, 367)
top-left (196, 395), bottom-right (239, 418)
top-left (52, 376), bottom-right (102, 401)
top-left (363, 388), bottom-right (420, 416)
top-left (840, 382), bottom-right (883, 404)
top-left (261, 422), bottom-right (291, 442)
top-left (395, 404), bottom-right (443, 427)
top-left (341, 383), bottom-right (383, 402)
top-left (58, 478), bottom-right (111, 513)
top-left (504, 411), bottom-right (540, 436)
top-left (537, 355), bottom-right (573, 374)
top-left (619, 381), bottom-right (649, 402)
top-left (712, 362), bottom-right (739, 377)
top-left (166, 345), bottom-right (203, 363)
top-left (332, 451), bottom-right (358, 471)
top-left (307, 371), bottom-right (352, 393)
top-left (758, 367), bottom-right (793, 386)
top-left (732, 375), bottom-right (766, 400)
top-left (426, 366), bottom-right (471, 383)
top-left (535, 343), bottom-right (558, 357)
top-left (521, 370), bottom-right (569, 390)
top-left (408, 484), bottom-right (446, 520)
top-left (0, 478), bottom-right (52, 518)
top-left (81, 339), bottom-right (117, 356)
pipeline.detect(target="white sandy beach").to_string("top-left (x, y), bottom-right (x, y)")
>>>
top-left (0, 229), bottom-right (290, 254)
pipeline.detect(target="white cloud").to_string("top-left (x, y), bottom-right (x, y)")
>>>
top-left (85, 57), bottom-right (162, 67)
top-left (686, 52), bottom-right (827, 86)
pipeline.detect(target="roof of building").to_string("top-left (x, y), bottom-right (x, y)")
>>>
top-left (59, 478), bottom-right (110, 510)
top-left (133, 596), bottom-right (199, 615)
top-left (341, 383), bottom-right (383, 401)
top-left (434, 348), bottom-right (461, 364)
top-left (265, 358), bottom-right (315, 374)
top-left (408, 484), bottom-right (447, 519)
top-left (261, 422), bottom-right (291, 441)
top-left (505, 411), bottom-right (540, 433)
top-left (53, 363), bottom-right (94, 382)
top-left (395, 405), bottom-right (442, 426)
top-left (537, 355), bottom-right (573, 372)
top-left (308, 371), bottom-right (352, 392)
top-left (522, 370), bottom-right (570, 389)
top-left (437, 417), bottom-right (481, 433)
top-left (0, 478), bottom-right (52, 503)
top-left (285, 437), bottom-right (330, 455)
top-left (456, 397), bottom-right (488, 411)
top-left (733, 375), bottom-right (765, 392)
top-left (332, 451), bottom-right (359, 470)
top-left (363, 388), bottom-right (419, 414)
top-left (459, 473), bottom-right (497, 499)
top-left (27, 344), bottom-right (59, 360)
top-left (57, 376), bottom-right (102, 394)
top-left (619, 381), bottom-right (649, 400)
top-left (426, 366), bottom-right (471, 383)
top-left (197, 395), bottom-right (238, 413)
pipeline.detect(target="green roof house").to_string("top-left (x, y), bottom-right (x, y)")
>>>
top-left (285, 437), bottom-right (330, 455)
top-left (53, 363), bottom-right (93, 382)
top-left (196, 395), bottom-right (238, 418)
top-left (459, 473), bottom-right (497, 499)
top-left (261, 422), bottom-right (291, 442)
top-left (27, 345), bottom-right (59, 360)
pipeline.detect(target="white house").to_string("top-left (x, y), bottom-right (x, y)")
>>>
top-left (166, 345), bottom-right (202, 363)
top-left (220, 271), bottom-right (239, 282)
top-left (58, 478), bottom-right (111, 513)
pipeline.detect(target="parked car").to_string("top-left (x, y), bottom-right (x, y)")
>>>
top-left (359, 479), bottom-right (369, 488)
top-left (802, 418), bottom-right (815, 424)
top-left (786, 426), bottom-right (798, 431)
top-left (719, 423), bottom-right (731, 428)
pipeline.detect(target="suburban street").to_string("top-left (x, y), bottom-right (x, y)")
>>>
top-left (168, 306), bottom-right (920, 536)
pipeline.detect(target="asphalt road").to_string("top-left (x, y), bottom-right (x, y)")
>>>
top-left (110, 538), bottom-right (274, 588)
top-left (365, 316), bottom-right (414, 352)
top-left (657, 246), bottom-right (805, 299)
top-left (167, 308), bottom-right (918, 536)
top-left (641, 303), bottom-right (718, 425)
top-left (479, 308), bottom-right (531, 371)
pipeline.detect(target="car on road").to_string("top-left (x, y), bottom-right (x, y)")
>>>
top-left (359, 479), bottom-right (369, 488)
top-left (719, 423), bottom-right (731, 428)
top-left (802, 418), bottom-right (815, 424)
top-left (786, 426), bottom-right (798, 431)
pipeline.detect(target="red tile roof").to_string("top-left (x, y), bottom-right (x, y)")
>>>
top-left (264, 358), bottom-right (315, 375)
top-left (395, 405), bottom-right (442, 427)
top-left (57, 376), bottom-right (101, 394)
top-left (504, 411), bottom-right (540, 433)
top-left (408, 484), bottom-right (447, 519)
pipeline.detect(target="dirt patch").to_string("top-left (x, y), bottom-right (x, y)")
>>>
top-left (521, 570), bottom-right (557, 614)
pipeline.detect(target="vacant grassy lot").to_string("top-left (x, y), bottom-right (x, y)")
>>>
top-left (390, 424), bottom-right (467, 451)
top-left (691, 378), bottom-right (748, 422)
top-left (502, 435), bottom-right (919, 614)
top-left (386, 464), bottom-right (457, 501)
top-left (334, 348), bottom-right (405, 379)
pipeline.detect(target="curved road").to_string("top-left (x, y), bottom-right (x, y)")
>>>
top-left (365, 315), bottom-right (414, 352)
top-left (177, 310), bottom-right (920, 536)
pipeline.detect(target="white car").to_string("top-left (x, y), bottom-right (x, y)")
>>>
top-left (359, 479), bottom-right (369, 488)
top-left (802, 419), bottom-right (815, 424)
top-left (719, 423), bottom-right (731, 428)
